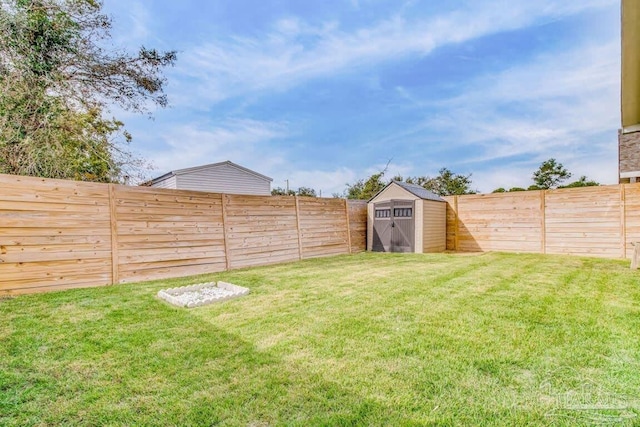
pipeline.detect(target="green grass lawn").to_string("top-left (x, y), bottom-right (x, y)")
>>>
top-left (2, 252), bottom-right (640, 426)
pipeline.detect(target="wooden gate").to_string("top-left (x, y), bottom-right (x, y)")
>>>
top-left (372, 200), bottom-right (415, 252)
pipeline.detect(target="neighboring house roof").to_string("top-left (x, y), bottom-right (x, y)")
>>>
top-left (145, 161), bottom-right (273, 186)
top-left (369, 180), bottom-right (445, 202)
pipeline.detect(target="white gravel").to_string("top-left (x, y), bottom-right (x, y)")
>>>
top-left (172, 287), bottom-right (236, 306)
top-left (158, 281), bottom-right (250, 308)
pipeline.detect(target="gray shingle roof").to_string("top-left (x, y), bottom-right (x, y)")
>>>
top-left (384, 181), bottom-right (446, 202)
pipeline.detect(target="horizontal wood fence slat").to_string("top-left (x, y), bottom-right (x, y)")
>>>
top-left (444, 183), bottom-right (640, 259)
top-left (0, 174), bottom-right (367, 294)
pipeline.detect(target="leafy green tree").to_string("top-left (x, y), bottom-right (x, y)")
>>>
top-left (492, 188), bottom-right (507, 193)
top-left (271, 186), bottom-right (318, 197)
top-left (343, 166), bottom-right (475, 199)
top-left (344, 171), bottom-right (387, 200)
top-left (296, 187), bottom-right (317, 197)
top-left (509, 187), bottom-right (526, 192)
top-left (0, 0), bottom-right (176, 182)
top-left (415, 168), bottom-right (476, 196)
top-left (271, 187), bottom-right (295, 196)
top-left (532, 159), bottom-right (571, 189)
top-left (559, 176), bottom-right (599, 188)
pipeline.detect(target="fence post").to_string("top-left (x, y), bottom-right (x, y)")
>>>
top-left (621, 185), bottom-right (627, 259)
top-left (344, 199), bottom-right (353, 254)
top-left (108, 184), bottom-right (119, 285)
top-left (294, 196), bottom-right (303, 260)
top-left (540, 190), bottom-right (546, 255)
top-left (453, 195), bottom-right (460, 251)
top-left (221, 194), bottom-right (231, 271)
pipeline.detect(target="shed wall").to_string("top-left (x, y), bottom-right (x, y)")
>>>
top-left (423, 200), bottom-right (446, 252)
top-left (414, 201), bottom-right (424, 253)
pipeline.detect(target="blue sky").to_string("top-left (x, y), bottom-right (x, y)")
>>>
top-left (103, 0), bottom-right (621, 195)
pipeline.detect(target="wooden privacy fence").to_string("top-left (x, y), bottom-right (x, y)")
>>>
top-left (0, 174), bottom-right (367, 295)
top-left (444, 184), bottom-right (640, 259)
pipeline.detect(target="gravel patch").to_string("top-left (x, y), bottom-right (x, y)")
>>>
top-left (158, 281), bottom-right (250, 308)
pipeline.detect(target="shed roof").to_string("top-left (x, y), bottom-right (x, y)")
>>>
top-left (145, 160), bottom-right (273, 186)
top-left (369, 181), bottom-right (445, 202)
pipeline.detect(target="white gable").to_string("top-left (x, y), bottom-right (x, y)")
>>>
top-left (370, 182), bottom-right (419, 203)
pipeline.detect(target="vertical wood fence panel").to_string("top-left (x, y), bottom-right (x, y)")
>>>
top-left (545, 186), bottom-right (622, 257)
top-left (223, 194), bottom-right (299, 269)
top-left (446, 192), bottom-right (543, 253)
top-left (0, 174), bottom-right (366, 294)
top-left (0, 175), bottom-right (113, 293)
top-left (445, 183), bottom-right (640, 259)
top-left (298, 197), bottom-right (350, 259)
top-left (114, 185), bottom-right (227, 283)
top-left (5, 174), bottom-right (638, 294)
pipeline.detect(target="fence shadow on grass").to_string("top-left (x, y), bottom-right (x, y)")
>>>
top-left (0, 289), bottom-right (392, 426)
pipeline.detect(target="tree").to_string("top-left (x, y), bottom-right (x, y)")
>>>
top-left (0, 0), bottom-right (176, 182)
top-left (271, 187), bottom-right (295, 196)
top-left (343, 166), bottom-right (475, 199)
top-left (559, 176), bottom-right (599, 188)
top-left (296, 187), bottom-right (317, 197)
top-left (532, 158), bottom-right (571, 189)
top-left (415, 168), bottom-right (476, 196)
top-left (344, 172), bottom-right (386, 200)
top-left (271, 186), bottom-right (318, 197)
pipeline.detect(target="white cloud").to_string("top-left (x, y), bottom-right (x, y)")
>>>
top-left (172, 0), bottom-right (617, 107)
top-left (113, 0), bottom-right (620, 195)
top-left (143, 119), bottom-right (289, 177)
top-left (391, 39), bottom-right (621, 192)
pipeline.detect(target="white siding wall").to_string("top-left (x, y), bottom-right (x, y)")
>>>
top-left (152, 175), bottom-right (177, 189)
top-left (175, 164), bottom-right (271, 195)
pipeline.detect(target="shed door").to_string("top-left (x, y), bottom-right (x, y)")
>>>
top-left (372, 200), bottom-right (415, 253)
top-left (390, 200), bottom-right (414, 253)
top-left (372, 201), bottom-right (392, 252)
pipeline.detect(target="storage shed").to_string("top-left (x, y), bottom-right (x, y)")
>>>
top-left (367, 181), bottom-right (447, 253)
